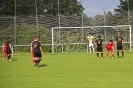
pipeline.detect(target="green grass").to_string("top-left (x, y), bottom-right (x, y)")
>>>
top-left (0, 52), bottom-right (133, 88)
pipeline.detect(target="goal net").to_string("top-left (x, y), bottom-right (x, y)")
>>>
top-left (52, 25), bottom-right (132, 54)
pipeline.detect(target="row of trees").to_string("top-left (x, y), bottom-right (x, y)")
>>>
top-left (0, 0), bottom-right (133, 16)
top-left (0, 0), bottom-right (83, 16)
top-left (0, 0), bottom-right (133, 27)
top-left (114, 0), bottom-right (133, 12)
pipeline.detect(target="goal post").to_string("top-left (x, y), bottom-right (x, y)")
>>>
top-left (52, 25), bottom-right (132, 54)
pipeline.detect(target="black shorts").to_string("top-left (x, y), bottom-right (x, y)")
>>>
top-left (96, 46), bottom-right (103, 52)
top-left (117, 45), bottom-right (123, 50)
top-left (6, 49), bottom-right (12, 54)
top-left (33, 50), bottom-right (42, 57)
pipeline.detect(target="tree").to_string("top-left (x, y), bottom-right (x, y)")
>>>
top-left (38, 0), bottom-right (84, 15)
top-left (94, 14), bottom-right (104, 26)
top-left (0, 0), bottom-right (84, 16)
top-left (105, 11), bottom-right (117, 26)
top-left (0, 0), bottom-right (14, 16)
top-left (114, 0), bottom-right (133, 25)
top-left (114, 0), bottom-right (133, 12)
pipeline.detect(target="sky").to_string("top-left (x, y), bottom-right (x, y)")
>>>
top-left (77, 0), bottom-right (120, 17)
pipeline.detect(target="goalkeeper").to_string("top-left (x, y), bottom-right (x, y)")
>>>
top-left (86, 33), bottom-right (96, 53)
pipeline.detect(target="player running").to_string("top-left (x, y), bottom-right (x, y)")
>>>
top-left (6, 37), bottom-right (12, 62)
top-left (95, 36), bottom-right (104, 58)
top-left (31, 37), bottom-right (43, 68)
top-left (106, 40), bottom-right (115, 58)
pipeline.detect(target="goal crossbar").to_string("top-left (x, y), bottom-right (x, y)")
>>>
top-left (52, 25), bottom-right (131, 29)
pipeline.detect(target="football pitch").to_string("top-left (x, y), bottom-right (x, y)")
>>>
top-left (0, 52), bottom-right (133, 88)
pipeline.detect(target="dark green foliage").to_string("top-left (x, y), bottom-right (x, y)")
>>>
top-left (0, 0), bottom-right (83, 16)
top-left (114, 0), bottom-right (133, 12)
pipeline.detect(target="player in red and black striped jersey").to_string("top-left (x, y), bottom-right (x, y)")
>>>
top-left (6, 37), bottom-right (12, 62)
top-left (30, 37), bottom-right (43, 67)
top-left (106, 40), bottom-right (115, 58)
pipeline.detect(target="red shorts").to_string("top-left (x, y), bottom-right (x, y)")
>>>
top-left (107, 46), bottom-right (113, 51)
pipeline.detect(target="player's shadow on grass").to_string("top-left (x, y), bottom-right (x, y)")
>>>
top-left (39, 64), bottom-right (47, 67)
top-left (118, 56), bottom-right (124, 58)
top-left (11, 58), bottom-right (17, 61)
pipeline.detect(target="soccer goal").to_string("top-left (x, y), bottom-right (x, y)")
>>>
top-left (52, 25), bottom-right (132, 54)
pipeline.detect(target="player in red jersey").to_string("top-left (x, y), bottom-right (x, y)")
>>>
top-left (2, 42), bottom-right (7, 60)
top-left (106, 40), bottom-right (115, 58)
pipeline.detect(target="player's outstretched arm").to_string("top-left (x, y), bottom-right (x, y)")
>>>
top-left (92, 36), bottom-right (96, 38)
